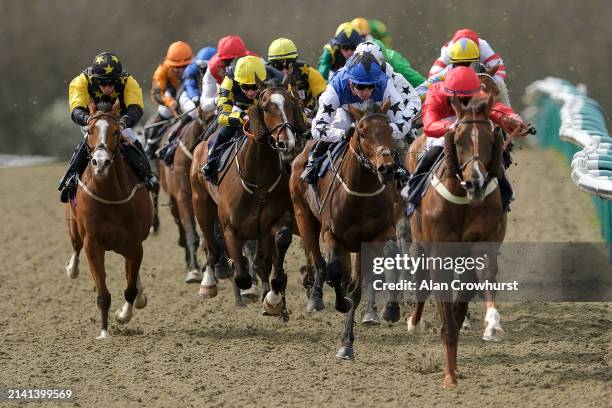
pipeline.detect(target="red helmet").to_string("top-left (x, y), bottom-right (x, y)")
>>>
top-left (451, 29), bottom-right (479, 44)
top-left (443, 66), bottom-right (481, 97)
top-left (216, 35), bottom-right (247, 60)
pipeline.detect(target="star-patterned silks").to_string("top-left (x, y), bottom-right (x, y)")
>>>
top-left (110, 91), bottom-right (119, 98)
top-left (322, 103), bottom-right (334, 115)
top-left (95, 55), bottom-right (105, 64)
top-left (299, 65), bottom-right (310, 76)
top-left (402, 86), bottom-right (412, 95)
top-left (103, 64), bottom-right (114, 74)
top-left (412, 107), bottom-right (419, 116)
top-left (396, 121), bottom-right (405, 132)
top-left (94, 91), bottom-right (102, 98)
top-left (111, 55), bottom-right (119, 63)
top-left (389, 101), bottom-right (402, 116)
top-left (316, 119), bottom-right (329, 126)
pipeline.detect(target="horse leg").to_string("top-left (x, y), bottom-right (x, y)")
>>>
top-left (361, 260), bottom-right (381, 325)
top-left (150, 172), bottom-right (160, 234)
top-left (223, 225), bottom-right (251, 290)
top-left (407, 242), bottom-right (432, 334)
top-left (176, 188), bottom-right (201, 283)
top-left (84, 240), bottom-right (111, 339)
top-left (480, 251), bottom-right (504, 341)
top-left (239, 240), bottom-right (261, 302)
top-left (64, 205), bottom-right (82, 279)
top-left (213, 220), bottom-right (233, 279)
top-left (169, 197), bottom-right (187, 249)
top-left (396, 215), bottom-right (414, 307)
top-left (323, 231), bottom-right (351, 314)
top-left (381, 239), bottom-right (402, 323)
top-left (115, 245), bottom-right (143, 324)
top-left (336, 251), bottom-right (363, 360)
top-left (194, 194), bottom-right (220, 299)
top-left (263, 216), bottom-right (293, 322)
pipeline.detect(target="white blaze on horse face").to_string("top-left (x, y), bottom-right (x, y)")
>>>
top-left (270, 93), bottom-right (295, 150)
top-left (91, 119), bottom-right (111, 177)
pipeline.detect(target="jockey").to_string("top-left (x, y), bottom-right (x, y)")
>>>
top-left (267, 37), bottom-right (326, 113)
top-left (302, 52), bottom-right (411, 184)
top-left (368, 19), bottom-right (392, 48)
top-left (426, 29), bottom-right (510, 104)
top-left (405, 67), bottom-right (527, 211)
top-left (59, 52), bottom-right (158, 202)
top-left (200, 56), bottom-right (283, 184)
top-left (318, 22), bottom-right (363, 80)
top-left (355, 41), bottom-right (421, 121)
top-left (351, 17), bottom-right (374, 41)
top-left (199, 36), bottom-right (249, 114)
top-left (145, 41), bottom-right (193, 161)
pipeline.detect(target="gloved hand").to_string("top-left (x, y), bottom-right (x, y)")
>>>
top-left (191, 96), bottom-right (200, 106)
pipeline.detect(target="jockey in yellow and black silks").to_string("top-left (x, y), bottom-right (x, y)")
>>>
top-left (58, 52), bottom-right (158, 203)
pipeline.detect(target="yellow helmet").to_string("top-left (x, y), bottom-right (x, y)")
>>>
top-left (449, 38), bottom-right (480, 64)
top-left (268, 38), bottom-right (298, 60)
top-left (351, 17), bottom-right (370, 36)
top-left (234, 56), bottom-right (267, 85)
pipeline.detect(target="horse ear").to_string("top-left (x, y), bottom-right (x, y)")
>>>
top-left (255, 75), bottom-right (266, 92)
top-left (379, 100), bottom-right (391, 114)
top-left (87, 100), bottom-right (96, 116)
top-left (450, 96), bottom-right (465, 117)
top-left (111, 98), bottom-right (121, 116)
top-left (486, 62), bottom-right (500, 78)
top-left (347, 104), bottom-right (364, 122)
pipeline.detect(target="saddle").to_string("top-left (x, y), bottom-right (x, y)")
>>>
top-left (216, 134), bottom-right (246, 176)
top-left (317, 139), bottom-right (349, 179)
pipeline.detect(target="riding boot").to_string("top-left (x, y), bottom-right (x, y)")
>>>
top-left (498, 171), bottom-right (515, 212)
top-left (144, 114), bottom-right (164, 161)
top-left (392, 150), bottom-right (409, 185)
top-left (300, 141), bottom-right (331, 184)
top-left (58, 139), bottom-right (89, 203)
top-left (201, 125), bottom-right (239, 184)
top-left (404, 145), bottom-right (444, 207)
top-left (122, 139), bottom-right (160, 192)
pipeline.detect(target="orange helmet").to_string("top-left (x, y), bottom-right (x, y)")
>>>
top-left (165, 41), bottom-right (193, 67)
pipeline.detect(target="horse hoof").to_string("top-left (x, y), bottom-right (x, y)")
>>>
top-left (461, 317), bottom-right (472, 331)
top-left (65, 260), bottom-right (79, 279)
top-left (240, 285), bottom-right (261, 301)
top-left (443, 376), bottom-right (458, 389)
top-left (335, 345), bottom-right (355, 361)
top-left (115, 308), bottom-right (132, 324)
top-left (96, 330), bottom-right (111, 340)
top-left (185, 269), bottom-right (203, 284)
top-left (306, 297), bottom-right (325, 312)
top-left (149, 224), bottom-right (160, 236)
top-left (235, 299), bottom-right (247, 308)
top-left (362, 310), bottom-right (381, 325)
top-left (235, 274), bottom-right (253, 290)
top-left (214, 259), bottom-right (233, 279)
top-left (407, 317), bottom-right (430, 335)
top-left (134, 293), bottom-right (147, 309)
top-left (279, 312), bottom-right (290, 323)
top-left (482, 328), bottom-right (504, 342)
top-left (199, 285), bottom-right (218, 299)
top-left (382, 302), bottom-right (401, 323)
top-left (262, 292), bottom-right (283, 316)
top-left (335, 297), bottom-right (352, 314)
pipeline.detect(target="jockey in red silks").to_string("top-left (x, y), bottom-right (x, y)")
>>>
top-left (405, 66), bottom-right (526, 211)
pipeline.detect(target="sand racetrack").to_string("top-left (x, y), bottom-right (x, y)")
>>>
top-left (1, 143), bottom-right (610, 407)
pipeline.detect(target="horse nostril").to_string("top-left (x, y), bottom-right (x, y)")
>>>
top-left (464, 180), bottom-right (474, 191)
top-left (104, 159), bottom-right (111, 167)
top-left (378, 164), bottom-right (392, 174)
top-left (276, 141), bottom-right (287, 151)
top-left (91, 158), bottom-right (97, 166)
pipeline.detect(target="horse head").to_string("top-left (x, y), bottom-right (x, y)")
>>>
top-left (476, 62), bottom-right (501, 102)
top-left (246, 86), bottom-right (307, 162)
top-left (86, 99), bottom-right (122, 179)
top-left (447, 92), bottom-right (503, 205)
top-left (347, 100), bottom-right (396, 185)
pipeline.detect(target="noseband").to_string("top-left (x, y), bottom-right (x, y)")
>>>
top-left (351, 112), bottom-right (393, 173)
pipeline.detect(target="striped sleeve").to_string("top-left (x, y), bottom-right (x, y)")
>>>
top-left (428, 43), bottom-right (451, 78)
top-left (216, 76), bottom-right (243, 127)
top-left (478, 39), bottom-right (506, 80)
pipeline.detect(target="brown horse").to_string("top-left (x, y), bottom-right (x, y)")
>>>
top-left (191, 86), bottom-right (307, 320)
top-left (405, 92), bottom-right (507, 387)
top-left (157, 109), bottom-right (207, 283)
top-left (64, 101), bottom-right (152, 339)
top-left (290, 101), bottom-right (403, 359)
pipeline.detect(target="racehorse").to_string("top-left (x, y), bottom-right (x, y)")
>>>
top-left (190, 84), bottom-right (307, 320)
top-left (405, 92), bottom-right (508, 387)
top-left (290, 101), bottom-right (403, 360)
top-left (64, 100), bottom-right (152, 339)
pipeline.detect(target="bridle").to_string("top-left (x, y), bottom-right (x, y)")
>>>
top-left (85, 112), bottom-right (121, 164)
top-left (452, 109), bottom-right (495, 182)
top-left (349, 112), bottom-right (393, 174)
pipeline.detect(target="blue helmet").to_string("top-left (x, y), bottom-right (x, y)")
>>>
top-left (195, 46), bottom-right (217, 68)
top-left (346, 52), bottom-right (383, 85)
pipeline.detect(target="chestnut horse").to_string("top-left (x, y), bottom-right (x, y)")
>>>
top-left (405, 93), bottom-right (507, 387)
top-left (290, 101), bottom-right (403, 360)
top-left (191, 86), bottom-right (307, 321)
top-left (64, 101), bottom-right (152, 339)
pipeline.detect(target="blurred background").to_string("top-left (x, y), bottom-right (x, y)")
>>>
top-left (1, 0), bottom-right (610, 158)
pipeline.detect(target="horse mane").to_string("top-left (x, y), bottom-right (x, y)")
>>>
top-left (444, 130), bottom-right (459, 177)
top-left (96, 101), bottom-right (115, 114)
